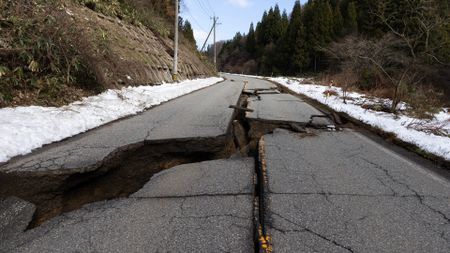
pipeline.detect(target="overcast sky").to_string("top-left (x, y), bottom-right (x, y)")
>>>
top-left (181, 0), bottom-right (307, 50)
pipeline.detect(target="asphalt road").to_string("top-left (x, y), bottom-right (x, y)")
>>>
top-left (225, 74), bottom-right (277, 92)
top-left (1, 158), bottom-right (255, 253)
top-left (263, 129), bottom-right (450, 252)
top-left (1, 79), bottom-right (243, 174)
top-left (1, 74), bottom-right (450, 253)
top-left (246, 93), bottom-right (324, 125)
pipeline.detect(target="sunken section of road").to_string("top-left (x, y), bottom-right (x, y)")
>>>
top-left (0, 79), bottom-right (244, 225)
top-left (1, 158), bottom-right (255, 253)
top-left (263, 129), bottom-right (450, 252)
top-left (246, 93), bottom-right (325, 126)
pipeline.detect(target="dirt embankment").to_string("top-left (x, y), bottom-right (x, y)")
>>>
top-left (67, 4), bottom-right (215, 88)
top-left (0, 0), bottom-right (215, 107)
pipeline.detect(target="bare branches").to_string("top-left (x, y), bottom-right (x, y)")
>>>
top-left (372, 0), bottom-right (449, 64)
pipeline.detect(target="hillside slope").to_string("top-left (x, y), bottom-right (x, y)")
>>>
top-left (67, 3), bottom-right (214, 87)
top-left (0, 0), bottom-right (215, 107)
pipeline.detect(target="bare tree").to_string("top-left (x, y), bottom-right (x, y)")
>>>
top-left (374, 0), bottom-right (450, 64)
top-left (326, 35), bottom-right (423, 112)
top-left (327, 0), bottom-right (448, 112)
top-left (369, 0), bottom-right (448, 111)
top-left (323, 36), bottom-right (363, 104)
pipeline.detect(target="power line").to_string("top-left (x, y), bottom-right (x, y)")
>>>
top-left (183, 4), bottom-right (208, 33)
top-left (195, 0), bottom-right (213, 17)
top-left (203, 0), bottom-right (215, 15)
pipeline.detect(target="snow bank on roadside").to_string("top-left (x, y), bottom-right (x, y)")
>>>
top-left (270, 77), bottom-right (450, 161)
top-left (0, 77), bottom-right (223, 163)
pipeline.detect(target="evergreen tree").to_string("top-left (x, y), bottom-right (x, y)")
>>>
top-left (286, 0), bottom-right (308, 74)
top-left (217, 0), bottom-right (448, 85)
top-left (256, 11), bottom-right (267, 46)
top-left (357, 0), bottom-right (383, 37)
top-left (182, 20), bottom-right (196, 45)
top-left (246, 23), bottom-right (256, 56)
top-left (303, 0), bottom-right (334, 71)
top-left (344, 1), bottom-right (358, 34)
top-left (259, 4), bottom-right (285, 74)
top-left (272, 4), bottom-right (284, 41)
top-left (280, 10), bottom-right (289, 36)
top-left (264, 5), bottom-right (283, 44)
top-left (333, 0), bottom-right (344, 37)
top-left (323, 0), bottom-right (335, 42)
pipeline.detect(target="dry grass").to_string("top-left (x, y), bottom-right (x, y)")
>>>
top-left (371, 86), bottom-right (394, 100)
top-left (323, 89), bottom-right (339, 97)
top-left (405, 85), bottom-right (444, 119)
top-left (323, 70), bottom-right (446, 118)
top-left (2, 86), bottom-right (96, 108)
top-left (0, 0), bottom-right (213, 108)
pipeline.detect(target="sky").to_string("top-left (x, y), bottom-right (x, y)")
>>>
top-left (181, 0), bottom-right (306, 50)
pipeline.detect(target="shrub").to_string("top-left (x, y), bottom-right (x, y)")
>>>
top-left (0, 0), bottom-right (98, 107)
top-left (405, 85), bottom-right (444, 119)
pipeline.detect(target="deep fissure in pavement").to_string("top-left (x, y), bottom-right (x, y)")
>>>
top-left (1, 80), bottom-right (314, 252)
top-left (229, 93), bottom-right (265, 253)
top-left (0, 85), bottom-right (259, 230)
top-left (0, 137), bottom-right (237, 228)
top-left (232, 91), bottom-right (272, 253)
top-left (254, 136), bottom-right (269, 252)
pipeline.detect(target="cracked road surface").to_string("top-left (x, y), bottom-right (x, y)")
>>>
top-left (0, 79), bottom-right (242, 174)
top-left (1, 158), bottom-right (255, 253)
top-left (2, 74), bottom-right (450, 253)
top-left (263, 129), bottom-right (450, 252)
top-left (246, 93), bottom-right (324, 125)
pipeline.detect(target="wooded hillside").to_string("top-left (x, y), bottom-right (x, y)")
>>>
top-left (219, 0), bottom-right (449, 109)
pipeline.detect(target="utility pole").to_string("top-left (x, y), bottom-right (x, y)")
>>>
top-left (200, 16), bottom-right (220, 70)
top-left (172, 0), bottom-right (179, 81)
top-left (200, 20), bottom-right (215, 52)
top-left (212, 16), bottom-right (221, 71)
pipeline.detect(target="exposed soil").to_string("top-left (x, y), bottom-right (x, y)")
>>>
top-left (0, 0), bottom-right (215, 108)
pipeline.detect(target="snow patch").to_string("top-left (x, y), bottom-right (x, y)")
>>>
top-left (0, 77), bottom-right (223, 163)
top-left (270, 77), bottom-right (450, 161)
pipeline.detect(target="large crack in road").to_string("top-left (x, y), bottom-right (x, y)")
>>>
top-left (21, 137), bottom-right (236, 227)
top-left (2, 74), bottom-right (449, 253)
top-left (0, 76), bottom-right (315, 252)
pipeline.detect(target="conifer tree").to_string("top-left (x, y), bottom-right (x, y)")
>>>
top-left (286, 0), bottom-right (308, 74)
top-left (281, 10), bottom-right (289, 36)
top-left (333, 0), bottom-right (344, 37)
top-left (182, 20), bottom-right (196, 45)
top-left (256, 11), bottom-right (268, 46)
top-left (246, 23), bottom-right (256, 56)
top-left (357, 0), bottom-right (383, 37)
top-left (303, 0), bottom-right (334, 71)
top-left (344, 1), bottom-right (358, 34)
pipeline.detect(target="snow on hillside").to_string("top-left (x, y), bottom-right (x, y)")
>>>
top-left (0, 77), bottom-right (223, 163)
top-left (270, 77), bottom-right (450, 161)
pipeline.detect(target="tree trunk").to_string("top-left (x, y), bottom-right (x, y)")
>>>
top-left (391, 83), bottom-right (401, 112)
top-left (314, 56), bottom-right (317, 73)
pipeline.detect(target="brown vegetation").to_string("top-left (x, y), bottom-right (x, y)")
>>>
top-left (0, 0), bottom-right (214, 108)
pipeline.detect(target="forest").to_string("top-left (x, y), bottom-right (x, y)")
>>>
top-left (218, 0), bottom-right (450, 110)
